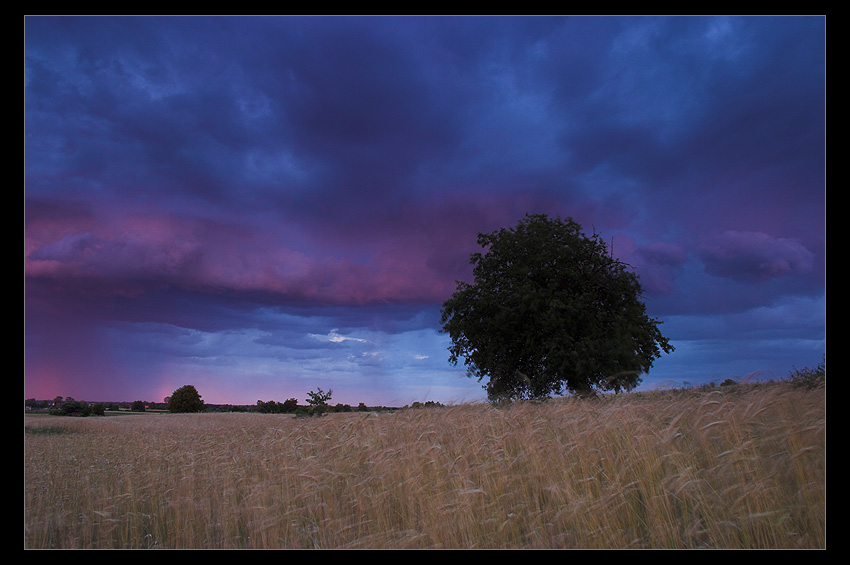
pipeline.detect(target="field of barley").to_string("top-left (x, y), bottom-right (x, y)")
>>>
top-left (24, 382), bottom-right (825, 549)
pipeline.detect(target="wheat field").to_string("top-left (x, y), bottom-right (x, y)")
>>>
top-left (24, 382), bottom-right (825, 549)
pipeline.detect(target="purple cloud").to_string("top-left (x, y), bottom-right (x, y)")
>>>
top-left (697, 230), bottom-right (815, 283)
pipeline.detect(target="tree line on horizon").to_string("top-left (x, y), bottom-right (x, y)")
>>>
top-left (24, 384), bottom-right (428, 417)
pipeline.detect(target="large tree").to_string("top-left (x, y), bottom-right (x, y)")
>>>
top-left (440, 214), bottom-right (674, 401)
top-left (167, 384), bottom-right (205, 413)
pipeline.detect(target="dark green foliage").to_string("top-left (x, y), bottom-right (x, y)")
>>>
top-left (25, 398), bottom-right (50, 410)
top-left (302, 387), bottom-right (333, 417)
top-left (787, 355), bottom-right (825, 390)
top-left (256, 400), bottom-right (278, 413)
top-left (48, 397), bottom-right (94, 416)
top-left (306, 387), bottom-right (332, 408)
top-left (407, 400), bottom-right (445, 409)
top-left (167, 385), bottom-right (205, 413)
top-left (440, 214), bottom-right (674, 402)
top-left (256, 398), bottom-right (300, 414)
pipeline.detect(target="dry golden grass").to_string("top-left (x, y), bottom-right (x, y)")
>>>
top-left (24, 382), bottom-right (825, 549)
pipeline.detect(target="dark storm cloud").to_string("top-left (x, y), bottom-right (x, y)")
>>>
top-left (697, 230), bottom-right (816, 283)
top-left (25, 16), bottom-right (825, 403)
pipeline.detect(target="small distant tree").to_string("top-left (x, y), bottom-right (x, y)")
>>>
top-left (130, 400), bottom-right (146, 412)
top-left (305, 387), bottom-right (332, 416)
top-left (307, 387), bottom-right (332, 407)
top-left (167, 385), bottom-right (205, 413)
top-left (441, 214), bottom-right (674, 402)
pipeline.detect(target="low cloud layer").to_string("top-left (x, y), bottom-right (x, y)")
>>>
top-left (697, 230), bottom-right (815, 282)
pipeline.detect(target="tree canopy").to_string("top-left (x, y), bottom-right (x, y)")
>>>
top-left (167, 384), bottom-right (205, 413)
top-left (440, 214), bottom-right (674, 401)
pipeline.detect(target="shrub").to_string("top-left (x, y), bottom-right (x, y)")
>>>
top-left (788, 355), bottom-right (825, 390)
top-left (49, 398), bottom-right (93, 417)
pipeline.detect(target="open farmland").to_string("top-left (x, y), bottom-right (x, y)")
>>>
top-left (24, 382), bottom-right (825, 549)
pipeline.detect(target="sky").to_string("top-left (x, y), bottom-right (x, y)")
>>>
top-left (24, 16), bottom-right (825, 407)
